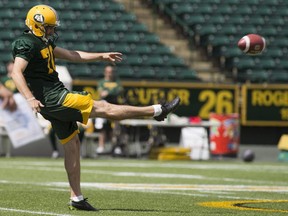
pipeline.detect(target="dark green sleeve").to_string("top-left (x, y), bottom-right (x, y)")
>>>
top-left (12, 39), bottom-right (35, 62)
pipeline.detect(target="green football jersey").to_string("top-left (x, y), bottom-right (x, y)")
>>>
top-left (98, 79), bottom-right (123, 104)
top-left (0, 75), bottom-right (18, 93)
top-left (12, 30), bottom-right (63, 101)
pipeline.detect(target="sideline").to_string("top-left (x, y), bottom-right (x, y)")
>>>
top-left (0, 207), bottom-right (72, 216)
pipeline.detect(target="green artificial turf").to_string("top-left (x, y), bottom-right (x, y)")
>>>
top-left (0, 157), bottom-right (287, 216)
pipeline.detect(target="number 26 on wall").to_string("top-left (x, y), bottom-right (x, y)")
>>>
top-left (198, 90), bottom-right (234, 119)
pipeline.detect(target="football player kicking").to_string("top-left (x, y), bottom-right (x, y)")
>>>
top-left (11, 5), bottom-right (180, 211)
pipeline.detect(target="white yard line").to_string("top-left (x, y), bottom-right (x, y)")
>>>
top-left (38, 182), bottom-right (288, 193)
top-left (0, 179), bottom-right (277, 201)
top-left (0, 207), bottom-right (72, 216)
top-left (2, 161), bottom-right (288, 173)
top-left (0, 164), bottom-right (287, 186)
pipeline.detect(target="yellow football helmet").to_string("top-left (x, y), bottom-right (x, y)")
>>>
top-left (25, 5), bottom-right (60, 37)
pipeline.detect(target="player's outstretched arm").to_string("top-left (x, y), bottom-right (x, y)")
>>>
top-left (54, 47), bottom-right (122, 64)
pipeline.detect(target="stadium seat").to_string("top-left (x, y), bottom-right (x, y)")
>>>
top-left (60, 11), bottom-right (77, 20)
top-left (163, 56), bottom-right (186, 67)
top-left (0, 9), bottom-right (15, 18)
top-left (269, 72), bottom-right (288, 83)
top-left (195, 24), bottom-right (217, 36)
top-left (59, 31), bottom-right (79, 41)
top-left (123, 55), bottom-right (143, 66)
top-left (3, 1), bottom-right (24, 9)
top-left (117, 66), bottom-right (135, 79)
top-left (218, 25), bottom-right (238, 35)
top-left (215, 46), bottom-right (242, 58)
top-left (111, 43), bottom-right (131, 53)
top-left (97, 13), bottom-right (116, 21)
top-left (143, 55), bottom-right (164, 66)
top-left (154, 67), bottom-right (176, 80)
top-left (62, 21), bottom-right (88, 30)
top-left (97, 32), bottom-right (119, 42)
top-left (89, 43), bottom-right (110, 52)
top-left (117, 13), bottom-right (137, 22)
top-left (0, 40), bottom-right (5, 50)
top-left (65, 1), bottom-right (85, 10)
top-left (234, 5), bottom-right (252, 14)
top-left (229, 57), bottom-right (255, 70)
top-left (226, 15), bottom-right (245, 24)
top-left (254, 57), bottom-right (276, 69)
top-left (253, 6), bottom-right (273, 15)
top-left (68, 64), bottom-right (92, 77)
top-left (150, 44), bottom-right (172, 54)
top-left (108, 22), bottom-right (128, 31)
top-left (275, 59), bottom-right (288, 69)
top-left (0, 53), bottom-right (13, 63)
top-left (0, 30), bottom-right (15, 40)
top-left (128, 23), bottom-right (148, 32)
top-left (136, 67), bottom-right (155, 79)
top-left (265, 16), bottom-right (284, 26)
top-left (194, 4), bottom-right (213, 14)
top-left (238, 70), bottom-right (270, 83)
top-left (258, 26), bottom-right (278, 36)
top-left (277, 8), bottom-right (288, 16)
top-left (214, 4), bottom-right (233, 14)
top-left (262, 47), bottom-right (283, 57)
top-left (172, 3), bottom-right (193, 15)
top-left (177, 69), bottom-right (199, 80)
top-left (81, 11), bottom-right (96, 20)
top-left (205, 15), bottom-right (226, 24)
top-left (182, 14), bottom-right (206, 25)
top-left (139, 34), bottom-right (160, 43)
top-left (105, 2), bottom-right (125, 12)
top-left (120, 33), bottom-right (140, 43)
top-left (270, 37), bottom-right (288, 46)
top-left (86, 2), bottom-right (105, 11)
top-left (246, 16), bottom-right (265, 25)
top-left (79, 31), bottom-right (99, 42)
top-left (68, 42), bottom-right (89, 51)
top-left (5, 20), bottom-right (25, 30)
top-left (205, 35), bottom-right (232, 47)
top-left (131, 44), bottom-right (152, 54)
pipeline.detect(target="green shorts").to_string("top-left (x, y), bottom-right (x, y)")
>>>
top-left (40, 89), bottom-right (93, 144)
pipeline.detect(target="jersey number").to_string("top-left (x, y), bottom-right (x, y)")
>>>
top-left (40, 46), bottom-right (55, 74)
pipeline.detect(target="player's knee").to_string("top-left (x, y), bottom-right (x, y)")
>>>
top-left (93, 101), bottom-right (118, 120)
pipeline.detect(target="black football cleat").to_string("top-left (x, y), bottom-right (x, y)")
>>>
top-left (68, 198), bottom-right (98, 211)
top-left (154, 97), bottom-right (181, 121)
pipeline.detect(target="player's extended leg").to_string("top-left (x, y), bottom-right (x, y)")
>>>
top-left (89, 97), bottom-right (180, 121)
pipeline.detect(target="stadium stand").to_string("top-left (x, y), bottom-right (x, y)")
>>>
top-left (0, 0), bottom-right (199, 81)
top-left (149, 0), bottom-right (288, 83)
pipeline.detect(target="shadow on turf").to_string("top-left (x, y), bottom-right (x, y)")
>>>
top-left (99, 208), bottom-right (191, 213)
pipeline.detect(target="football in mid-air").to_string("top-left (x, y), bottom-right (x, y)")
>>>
top-left (237, 34), bottom-right (266, 55)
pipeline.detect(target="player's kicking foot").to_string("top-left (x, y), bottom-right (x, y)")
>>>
top-left (154, 97), bottom-right (181, 121)
top-left (68, 198), bottom-right (98, 211)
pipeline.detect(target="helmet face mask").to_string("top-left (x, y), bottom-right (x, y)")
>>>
top-left (25, 5), bottom-right (60, 39)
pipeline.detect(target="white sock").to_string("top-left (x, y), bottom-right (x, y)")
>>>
top-left (71, 195), bottom-right (84, 202)
top-left (153, 104), bottom-right (162, 117)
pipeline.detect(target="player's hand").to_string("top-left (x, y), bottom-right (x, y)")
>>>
top-left (0, 87), bottom-right (17, 111)
top-left (102, 52), bottom-right (122, 64)
top-left (28, 98), bottom-right (44, 113)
